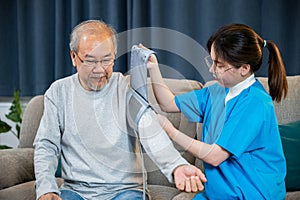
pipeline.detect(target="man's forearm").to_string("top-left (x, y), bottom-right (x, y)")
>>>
top-left (34, 142), bottom-right (60, 199)
top-left (138, 110), bottom-right (188, 182)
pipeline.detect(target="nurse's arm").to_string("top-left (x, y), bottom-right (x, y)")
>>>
top-left (157, 114), bottom-right (230, 166)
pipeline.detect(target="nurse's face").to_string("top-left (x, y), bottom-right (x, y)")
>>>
top-left (209, 44), bottom-right (246, 88)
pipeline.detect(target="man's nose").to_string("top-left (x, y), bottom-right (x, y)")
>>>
top-left (92, 62), bottom-right (106, 72)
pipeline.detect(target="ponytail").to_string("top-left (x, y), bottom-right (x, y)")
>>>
top-left (265, 40), bottom-right (288, 102)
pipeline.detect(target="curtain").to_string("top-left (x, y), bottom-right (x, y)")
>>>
top-left (0, 0), bottom-right (299, 96)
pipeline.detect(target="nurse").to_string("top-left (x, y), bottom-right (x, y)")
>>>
top-left (146, 23), bottom-right (288, 199)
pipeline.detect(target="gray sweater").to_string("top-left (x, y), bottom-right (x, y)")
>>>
top-left (34, 73), bottom-right (188, 199)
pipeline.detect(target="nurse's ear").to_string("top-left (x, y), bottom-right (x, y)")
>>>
top-left (240, 64), bottom-right (251, 77)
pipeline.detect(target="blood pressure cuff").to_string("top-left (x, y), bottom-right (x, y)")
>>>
top-left (130, 45), bottom-right (155, 100)
top-left (127, 88), bottom-right (152, 131)
top-left (127, 45), bottom-right (155, 131)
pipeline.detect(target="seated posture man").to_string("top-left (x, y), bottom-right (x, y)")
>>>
top-left (34, 20), bottom-right (206, 200)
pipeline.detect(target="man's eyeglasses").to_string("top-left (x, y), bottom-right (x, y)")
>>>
top-left (204, 56), bottom-right (234, 78)
top-left (75, 52), bottom-right (115, 69)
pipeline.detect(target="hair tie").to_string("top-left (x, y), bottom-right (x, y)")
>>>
top-left (263, 40), bottom-right (267, 47)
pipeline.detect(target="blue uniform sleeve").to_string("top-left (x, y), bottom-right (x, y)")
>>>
top-left (175, 87), bottom-right (210, 123)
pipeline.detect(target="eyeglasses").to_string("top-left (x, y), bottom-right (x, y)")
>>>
top-left (75, 52), bottom-right (115, 69)
top-left (204, 56), bottom-right (234, 78)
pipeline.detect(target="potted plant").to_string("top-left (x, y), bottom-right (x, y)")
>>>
top-left (0, 90), bottom-right (22, 149)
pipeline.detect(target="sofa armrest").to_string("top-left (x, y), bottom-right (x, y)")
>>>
top-left (0, 148), bottom-right (35, 189)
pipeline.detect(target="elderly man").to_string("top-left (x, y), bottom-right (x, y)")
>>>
top-left (34, 20), bottom-right (206, 200)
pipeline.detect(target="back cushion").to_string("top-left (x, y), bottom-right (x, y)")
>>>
top-left (19, 95), bottom-right (44, 148)
top-left (257, 76), bottom-right (300, 124)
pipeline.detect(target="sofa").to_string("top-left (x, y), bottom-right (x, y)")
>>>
top-left (0, 75), bottom-right (299, 200)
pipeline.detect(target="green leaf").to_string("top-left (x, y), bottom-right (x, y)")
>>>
top-left (6, 90), bottom-right (22, 123)
top-left (16, 124), bottom-right (21, 138)
top-left (0, 145), bottom-right (12, 149)
top-left (6, 112), bottom-right (21, 123)
top-left (0, 119), bottom-right (12, 133)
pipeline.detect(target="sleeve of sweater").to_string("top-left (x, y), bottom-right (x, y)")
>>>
top-left (33, 94), bottom-right (61, 199)
top-left (138, 109), bottom-right (189, 183)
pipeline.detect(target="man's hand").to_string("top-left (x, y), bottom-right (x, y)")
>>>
top-left (173, 164), bottom-right (207, 193)
top-left (39, 193), bottom-right (61, 200)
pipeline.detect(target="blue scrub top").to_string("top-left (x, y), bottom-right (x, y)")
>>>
top-left (175, 80), bottom-right (286, 200)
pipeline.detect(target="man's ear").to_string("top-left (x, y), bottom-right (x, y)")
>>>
top-left (240, 64), bottom-right (251, 77)
top-left (70, 51), bottom-right (76, 67)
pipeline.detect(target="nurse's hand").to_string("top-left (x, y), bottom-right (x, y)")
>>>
top-left (138, 43), bottom-right (158, 70)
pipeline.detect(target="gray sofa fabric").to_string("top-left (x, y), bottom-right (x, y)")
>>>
top-left (0, 148), bottom-right (34, 189)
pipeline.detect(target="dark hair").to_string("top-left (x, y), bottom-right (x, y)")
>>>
top-left (207, 23), bottom-right (288, 102)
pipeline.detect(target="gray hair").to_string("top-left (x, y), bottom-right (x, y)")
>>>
top-left (69, 20), bottom-right (118, 54)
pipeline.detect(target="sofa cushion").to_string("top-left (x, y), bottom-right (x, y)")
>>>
top-left (148, 185), bottom-right (180, 200)
top-left (286, 191), bottom-right (300, 200)
top-left (257, 76), bottom-right (300, 124)
top-left (55, 158), bottom-right (62, 177)
top-left (0, 181), bottom-right (36, 200)
top-left (19, 95), bottom-right (44, 148)
top-left (0, 148), bottom-right (34, 189)
top-left (279, 120), bottom-right (300, 191)
top-left (172, 191), bottom-right (197, 200)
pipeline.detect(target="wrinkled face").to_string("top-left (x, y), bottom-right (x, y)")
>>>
top-left (70, 32), bottom-right (115, 91)
top-left (209, 43), bottom-right (248, 88)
